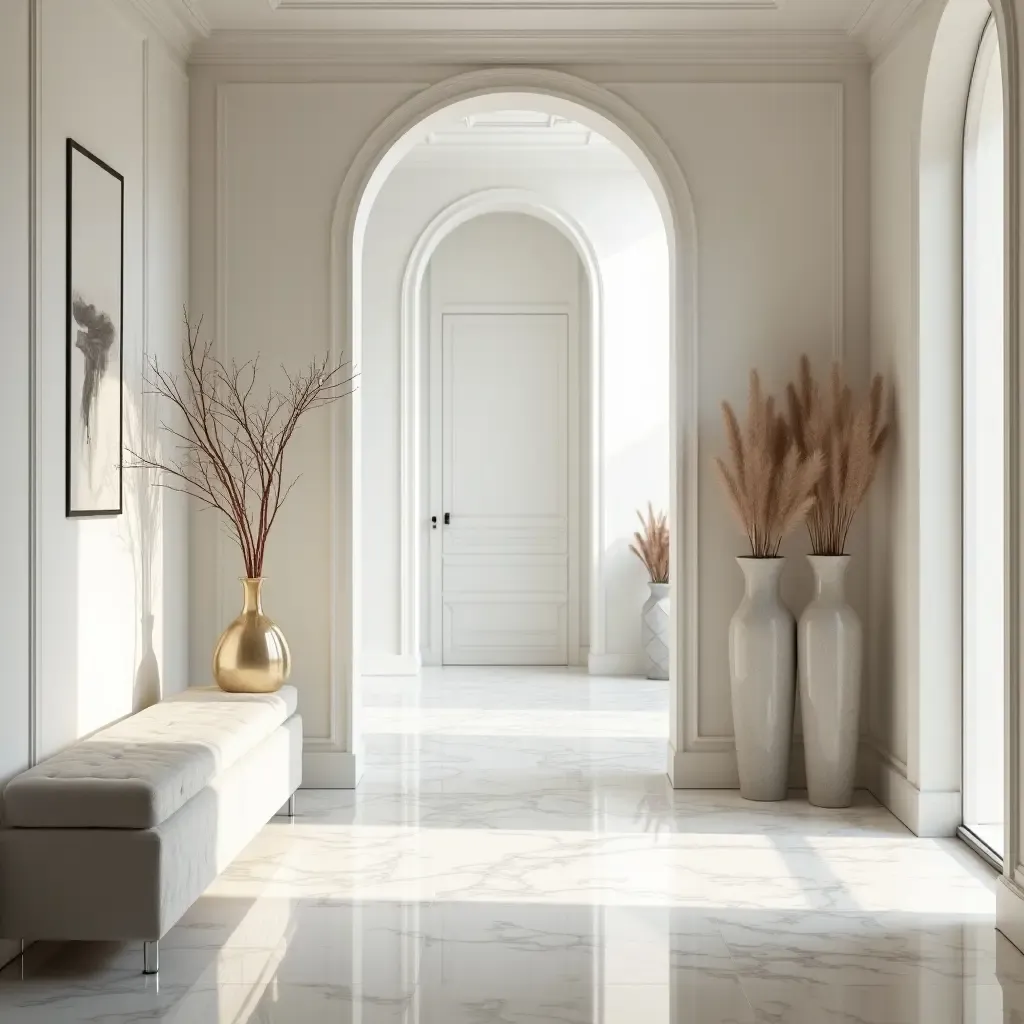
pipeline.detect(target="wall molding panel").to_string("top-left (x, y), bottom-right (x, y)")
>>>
top-left (192, 64), bottom-right (867, 791)
top-left (685, 80), bottom-right (847, 757)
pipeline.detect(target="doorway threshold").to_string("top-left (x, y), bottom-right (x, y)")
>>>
top-left (957, 824), bottom-right (1004, 872)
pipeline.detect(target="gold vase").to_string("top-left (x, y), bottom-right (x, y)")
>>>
top-left (213, 578), bottom-right (291, 694)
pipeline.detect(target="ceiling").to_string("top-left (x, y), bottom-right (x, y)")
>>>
top-left (400, 109), bottom-right (635, 168)
top-left (167, 0), bottom-right (923, 60)
top-left (421, 111), bottom-right (613, 148)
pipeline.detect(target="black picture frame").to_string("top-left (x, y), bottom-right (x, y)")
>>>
top-left (65, 138), bottom-right (124, 518)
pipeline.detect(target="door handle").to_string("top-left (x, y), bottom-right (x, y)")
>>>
top-left (431, 516), bottom-right (437, 530)
top-left (444, 512), bottom-right (451, 526)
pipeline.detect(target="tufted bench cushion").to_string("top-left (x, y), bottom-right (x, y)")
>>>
top-left (3, 686), bottom-right (298, 830)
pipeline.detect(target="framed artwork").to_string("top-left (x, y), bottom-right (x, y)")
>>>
top-left (65, 138), bottom-right (124, 518)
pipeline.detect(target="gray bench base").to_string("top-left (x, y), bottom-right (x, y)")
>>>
top-left (1, 714), bottom-right (302, 971)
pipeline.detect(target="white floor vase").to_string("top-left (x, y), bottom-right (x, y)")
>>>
top-left (798, 555), bottom-right (863, 808)
top-left (728, 558), bottom-right (795, 801)
top-left (642, 582), bottom-right (671, 680)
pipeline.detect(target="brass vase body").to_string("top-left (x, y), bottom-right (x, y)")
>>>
top-left (213, 578), bottom-right (291, 693)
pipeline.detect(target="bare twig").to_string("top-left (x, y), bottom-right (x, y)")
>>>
top-left (126, 311), bottom-right (358, 577)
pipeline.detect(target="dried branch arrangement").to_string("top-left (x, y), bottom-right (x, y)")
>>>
top-left (630, 503), bottom-right (670, 584)
top-left (128, 313), bottom-right (357, 578)
top-left (715, 370), bottom-right (824, 558)
top-left (786, 356), bottom-right (889, 556)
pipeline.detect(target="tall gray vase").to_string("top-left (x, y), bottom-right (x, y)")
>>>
top-left (642, 582), bottom-right (670, 680)
top-left (728, 557), bottom-right (795, 801)
top-left (798, 555), bottom-right (862, 808)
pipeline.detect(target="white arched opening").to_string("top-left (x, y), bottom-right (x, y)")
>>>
top-left (321, 69), bottom-right (698, 787)
top-left (892, 0), bottom-right (998, 838)
top-left (962, 14), bottom-right (1006, 862)
top-left (398, 188), bottom-right (605, 668)
top-left (910, 0), bottom-right (1024, 952)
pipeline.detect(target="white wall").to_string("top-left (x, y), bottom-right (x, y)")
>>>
top-left (868, 0), bottom-right (941, 807)
top-left (35, 0), bottom-right (190, 752)
top-left (0, 2), bottom-right (190, 966)
top-left (0, 6), bottom-right (32, 826)
top-left (362, 160), bottom-right (669, 674)
top-left (868, 0), bottom-right (991, 835)
top-left (189, 80), bottom-right (425, 746)
top-left (962, 24), bottom-right (1005, 838)
top-left (189, 64), bottom-right (868, 787)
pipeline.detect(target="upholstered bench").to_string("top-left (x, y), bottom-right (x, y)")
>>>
top-left (0, 686), bottom-right (301, 974)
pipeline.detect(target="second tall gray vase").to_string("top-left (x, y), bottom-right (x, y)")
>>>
top-left (728, 558), bottom-right (796, 801)
top-left (798, 555), bottom-right (862, 808)
top-left (642, 582), bottom-right (671, 680)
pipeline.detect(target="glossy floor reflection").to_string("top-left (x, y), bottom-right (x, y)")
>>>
top-left (0, 667), bottom-right (1021, 1022)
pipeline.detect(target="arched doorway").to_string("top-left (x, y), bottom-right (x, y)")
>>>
top-left (399, 189), bottom-right (604, 668)
top-left (323, 70), bottom-right (698, 786)
top-left (913, 0), bottom-right (1016, 854)
top-left (963, 12), bottom-right (1006, 865)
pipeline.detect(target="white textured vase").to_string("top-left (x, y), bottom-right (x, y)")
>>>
top-left (729, 558), bottom-right (795, 801)
top-left (798, 555), bottom-right (862, 808)
top-left (642, 582), bottom-right (671, 680)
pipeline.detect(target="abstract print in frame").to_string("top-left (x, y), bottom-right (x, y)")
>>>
top-left (66, 138), bottom-right (124, 517)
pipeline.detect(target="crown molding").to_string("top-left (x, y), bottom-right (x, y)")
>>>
top-left (125, 0), bottom-right (211, 57)
top-left (190, 28), bottom-right (868, 65)
top-left (267, 0), bottom-right (777, 7)
top-left (849, 0), bottom-right (925, 59)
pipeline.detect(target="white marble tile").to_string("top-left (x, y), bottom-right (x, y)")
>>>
top-left (0, 667), bottom-right (1021, 1023)
top-left (158, 982), bottom-right (418, 1024)
top-left (740, 977), bottom-right (1024, 1024)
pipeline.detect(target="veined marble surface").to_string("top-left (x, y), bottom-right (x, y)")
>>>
top-left (0, 666), bottom-right (1020, 1022)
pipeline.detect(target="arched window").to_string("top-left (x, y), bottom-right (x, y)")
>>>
top-left (962, 15), bottom-right (1004, 863)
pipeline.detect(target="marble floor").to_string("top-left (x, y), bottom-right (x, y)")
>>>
top-left (1, 666), bottom-right (1022, 1023)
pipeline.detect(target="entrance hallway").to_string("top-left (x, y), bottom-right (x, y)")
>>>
top-left (0, 668), bottom-right (1020, 1023)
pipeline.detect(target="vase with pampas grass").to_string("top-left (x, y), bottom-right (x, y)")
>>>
top-left (715, 371), bottom-right (824, 801)
top-left (630, 504), bottom-right (670, 680)
top-left (787, 356), bottom-right (889, 807)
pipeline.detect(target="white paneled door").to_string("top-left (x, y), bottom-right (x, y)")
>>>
top-left (436, 312), bottom-right (570, 665)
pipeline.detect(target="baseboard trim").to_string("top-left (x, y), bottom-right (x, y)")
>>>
top-left (999, 877), bottom-right (1024, 954)
top-left (588, 652), bottom-right (645, 676)
top-left (863, 748), bottom-right (960, 837)
top-left (668, 740), bottom-right (875, 791)
top-left (302, 749), bottom-right (362, 789)
top-left (0, 940), bottom-right (22, 971)
top-left (668, 743), bottom-right (739, 788)
top-left (361, 653), bottom-right (420, 676)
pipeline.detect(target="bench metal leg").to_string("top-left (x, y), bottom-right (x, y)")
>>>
top-left (287, 793), bottom-right (296, 818)
top-left (143, 940), bottom-right (159, 975)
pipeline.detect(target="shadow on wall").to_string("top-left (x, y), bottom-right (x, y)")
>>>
top-left (66, 420), bottom-right (152, 742)
top-left (599, 228), bottom-right (670, 665)
top-left (604, 423), bottom-right (671, 658)
top-left (867, 384), bottom-right (901, 755)
top-left (122, 389), bottom-right (162, 713)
